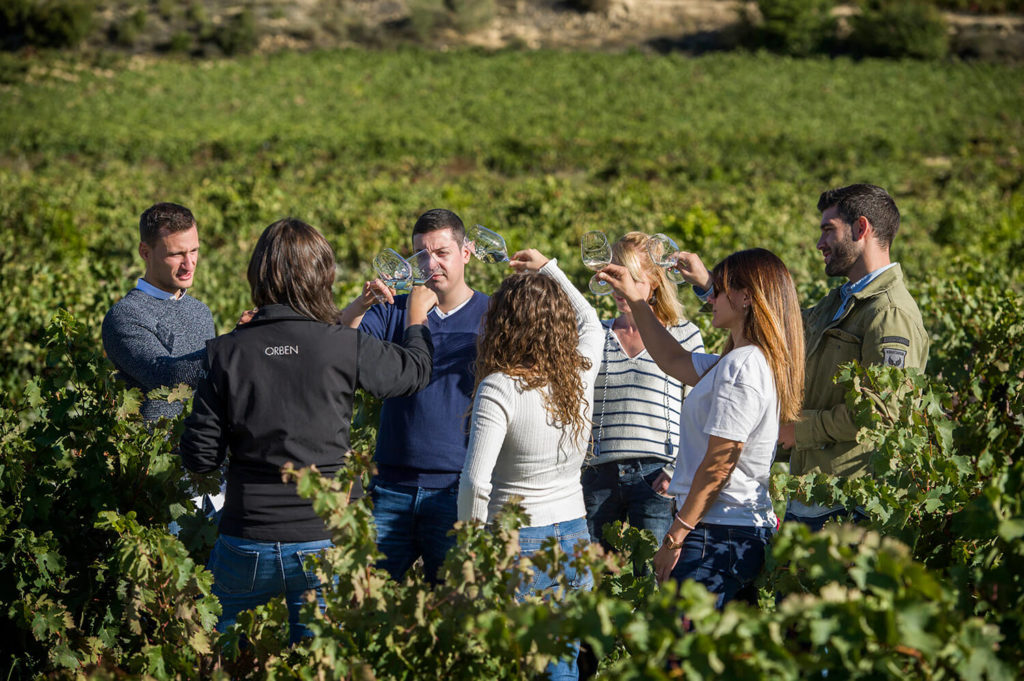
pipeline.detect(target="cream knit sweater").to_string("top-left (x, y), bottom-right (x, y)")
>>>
top-left (458, 260), bottom-right (604, 526)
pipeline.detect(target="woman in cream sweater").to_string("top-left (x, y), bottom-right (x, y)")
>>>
top-left (457, 248), bottom-right (603, 680)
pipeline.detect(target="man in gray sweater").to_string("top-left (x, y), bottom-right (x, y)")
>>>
top-left (102, 202), bottom-right (216, 422)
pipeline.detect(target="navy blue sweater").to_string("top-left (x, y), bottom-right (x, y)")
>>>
top-left (359, 292), bottom-right (488, 488)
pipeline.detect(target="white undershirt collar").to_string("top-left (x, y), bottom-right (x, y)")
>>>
top-left (432, 292), bottom-right (474, 320)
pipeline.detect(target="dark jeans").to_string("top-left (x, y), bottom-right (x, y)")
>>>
top-left (518, 517), bottom-right (594, 681)
top-left (370, 479), bottom-right (459, 583)
top-left (581, 458), bottom-right (674, 549)
top-left (208, 533), bottom-right (332, 644)
top-left (669, 524), bottom-right (773, 610)
top-left (784, 507), bottom-right (869, 532)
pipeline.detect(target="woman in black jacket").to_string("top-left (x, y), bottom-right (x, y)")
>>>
top-left (180, 217), bottom-right (435, 643)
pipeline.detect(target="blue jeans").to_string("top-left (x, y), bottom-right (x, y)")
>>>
top-left (370, 479), bottom-right (458, 583)
top-left (207, 533), bottom-right (332, 644)
top-left (669, 524), bottom-right (772, 610)
top-left (518, 517), bottom-right (594, 681)
top-left (581, 458), bottom-right (674, 549)
top-left (784, 507), bottom-right (869, 532)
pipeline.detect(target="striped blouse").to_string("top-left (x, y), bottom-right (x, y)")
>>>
top-left (588, 319), bottom-right (705, 468)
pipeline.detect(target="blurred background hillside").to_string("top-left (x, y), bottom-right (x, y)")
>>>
top-left (2, 0), bottom-right (1023, 61)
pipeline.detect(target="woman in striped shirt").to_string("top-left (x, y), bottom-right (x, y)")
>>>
top-left (583, 232), bottom-right (705, 550)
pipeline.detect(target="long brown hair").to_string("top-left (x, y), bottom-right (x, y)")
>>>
top-left (247, 218), bottom-right (339, 324)
top-left (710, 248), bottom-right (804, 423)
top-left (474, 273), bottom-right (592, 445)
top-left (612, 232), bottom-right (686, 327)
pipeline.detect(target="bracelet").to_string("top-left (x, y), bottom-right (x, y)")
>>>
top-left (675, 513), bottom-right (697, 532)
top-left (662, 534), bottom-right (685, 550)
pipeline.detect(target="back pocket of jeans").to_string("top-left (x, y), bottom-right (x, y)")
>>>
top-left (294, 548), bottom-right (327, 590)
top-left (208, 538), bottom-right (258, 595)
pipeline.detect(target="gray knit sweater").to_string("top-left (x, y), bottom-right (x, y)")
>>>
top-left (102, 288), bottom-right (216, 421)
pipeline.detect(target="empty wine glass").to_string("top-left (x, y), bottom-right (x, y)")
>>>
top-left (409, 248), bottom-right (439, 286)
top-left (373, 248), bottom-right (413, 298)
top-left (580, 231), bottom-right (613, 296)
top-left (467, 224), bottom-right (509, 264)
top-left (647, 233), bottom-right (687, 284)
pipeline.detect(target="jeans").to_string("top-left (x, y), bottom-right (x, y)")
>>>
top-left (370, 479), bottom-right (459, 583)
top-left (207, 533), bottom-right (332, 644)
top-left (784, 507), bottom-right (869, 532)
top-left (581, 458), bottom-right (674, 549)
top-left (518, 517), bottom-right (594, 681)
top-left (669, 524), bottom-right (773, 610)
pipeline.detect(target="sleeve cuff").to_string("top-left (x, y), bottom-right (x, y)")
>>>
top-left (794, 411), bottom-right (817, 446)
top-left (693, 284), bottom-right (713, 303)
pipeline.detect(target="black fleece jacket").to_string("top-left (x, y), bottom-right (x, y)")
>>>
top-left (180, 304), bottom-right (433, 541)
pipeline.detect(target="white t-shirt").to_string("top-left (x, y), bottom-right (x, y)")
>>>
top-left (668, 345), bottom-right (779, 527)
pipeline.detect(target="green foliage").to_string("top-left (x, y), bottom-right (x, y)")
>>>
top-left (447, 0), bottom-right (496, 33)
top-left (110, 8), bottom-right (146, 47)
top-left (214, 8), bottom-right (258, 56)
top-left (748, 0), bottom-right (837, 56)
top-left (927, 0), bottom-right (1023, 12)
top-left (849, 0), bottom-right (950, 60)
top-left (408, 0), bottom-right (496, 38)
top-left (167, 30), bottom-right (192, 53)
top-left (0, 311), bottom-right (221, 677)
top-left (0, 0), bottom-right (95, 49)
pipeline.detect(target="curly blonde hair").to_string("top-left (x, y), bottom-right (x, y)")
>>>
top-left (613, 232), bottom-right (685, 327)
top-left (474, 272), bottom-right (592, 446)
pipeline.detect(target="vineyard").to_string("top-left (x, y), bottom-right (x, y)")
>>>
top-left (1, 48), bottom-right (1023, 678)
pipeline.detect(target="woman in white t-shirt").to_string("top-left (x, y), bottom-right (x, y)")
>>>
top-left (599, 248), bottom-right (804, 608)
top-left (458, 248), bottom-right (603, 680)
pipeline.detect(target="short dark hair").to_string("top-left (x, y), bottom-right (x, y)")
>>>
top-left (817, 184), bottom-right (900, 249)
top-left (412, 208), bottom-right (465, 243)
top-left (247, 218), bottom-right (339, 325)
top-left (139, 203), bottom-right (196, 245)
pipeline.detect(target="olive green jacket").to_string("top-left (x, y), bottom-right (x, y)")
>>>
top-left (791, 264), bottom-right (928, 479)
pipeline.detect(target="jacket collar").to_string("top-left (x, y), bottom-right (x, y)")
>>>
top-left (825, 263), bottom-right (904, 330)
top-left (248, 303), bottom-right (321, 324)
top-left (849, 263), bottom-right (903, 302)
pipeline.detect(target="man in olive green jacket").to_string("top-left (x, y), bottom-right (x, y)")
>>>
top-left (777, 184), bottom-right (929, 529)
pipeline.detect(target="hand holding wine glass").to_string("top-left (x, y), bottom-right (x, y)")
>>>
top-left (467, 224), bottom-right (510, 264)
top-left (508, 248), bottom-right (550, 273)
top-left (406, 284), bottom-right (439, 325)
top-left (672, 250), bottom-right (712, 290)
top-left (372, 248), bottom-right (413, 301)
top-left (647, 233), bottom-right (687, 284)
top-left (595, 262), bottom-right (643, 301)
top-left (581, 230), bottom-right (613, 296)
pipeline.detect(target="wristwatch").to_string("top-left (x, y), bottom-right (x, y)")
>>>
top-left (661, 534), bottom-right (685, 550)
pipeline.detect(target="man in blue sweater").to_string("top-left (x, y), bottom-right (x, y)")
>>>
top-left (340, 209), bottom-right (488, 583)
top-left (102, 202), bottom-right (216, 422)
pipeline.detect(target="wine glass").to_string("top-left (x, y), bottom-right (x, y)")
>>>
top-left (647, 233), bottom-right (687, 284)
top-left (373, 248), bottom-right (413, 298)
top-left (409, 248), bottom-right (439, 286)
top-left (580, 231), bottom-right (613, 296)
top-left (467, 224), bottom-right (509, 264)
